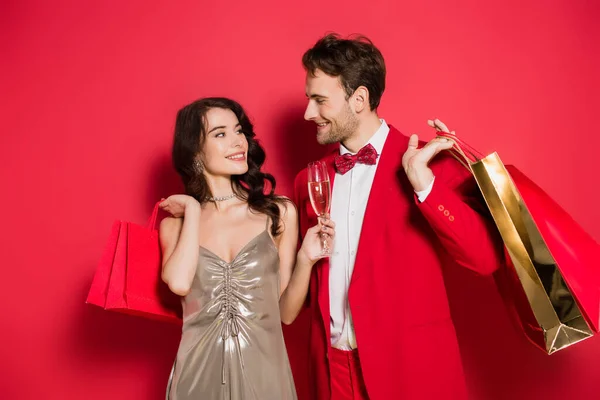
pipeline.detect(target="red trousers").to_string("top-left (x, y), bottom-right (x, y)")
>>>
top-left (329, 347), bottom-right (370, 400)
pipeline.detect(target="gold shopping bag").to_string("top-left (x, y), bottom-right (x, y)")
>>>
top-left (436, 131), bottom-right (599, 354)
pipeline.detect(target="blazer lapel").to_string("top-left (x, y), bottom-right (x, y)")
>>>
top-left (351, 127), bottom-right (409, 284)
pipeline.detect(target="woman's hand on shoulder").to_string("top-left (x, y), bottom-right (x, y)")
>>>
top-left (159, 194), bottom-right (200, 218)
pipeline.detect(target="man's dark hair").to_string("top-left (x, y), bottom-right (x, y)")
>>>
top-left (302, 33), bottom-right (386, 110)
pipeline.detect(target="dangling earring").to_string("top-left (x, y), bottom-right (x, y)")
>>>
top-left (194, 159), bottom-right (204, 174)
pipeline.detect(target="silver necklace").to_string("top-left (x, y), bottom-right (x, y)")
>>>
top-left (207, 193), bottom-right (236, 202)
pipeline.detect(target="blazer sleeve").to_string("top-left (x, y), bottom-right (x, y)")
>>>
top-left (416, 153), bottom-right (505, 275)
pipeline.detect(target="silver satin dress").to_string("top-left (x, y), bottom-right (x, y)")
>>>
top-left (166, 228), bottom-right (298, 400)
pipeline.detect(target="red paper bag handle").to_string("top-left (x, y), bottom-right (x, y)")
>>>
top-left (428, 121), bottom-right (484, 168)
top-left (146, 201), bottom-right (161, 230)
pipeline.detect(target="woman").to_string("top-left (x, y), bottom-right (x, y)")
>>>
top-left (159, 97), bottom-right (333, 400)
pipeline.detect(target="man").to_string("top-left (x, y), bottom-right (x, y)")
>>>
top-left (293, 34), bottom-right (504, 400)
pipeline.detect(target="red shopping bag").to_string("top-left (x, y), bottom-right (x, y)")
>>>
top-left (505, 166), bottom-right (600, 330)
top-left (86, 202), bottom-right (182, 323)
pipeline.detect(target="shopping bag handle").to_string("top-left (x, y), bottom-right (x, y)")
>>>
top-left (146, 201), bottom-right (161, 230)
top-left (428, 123), bottom-right (483, 170)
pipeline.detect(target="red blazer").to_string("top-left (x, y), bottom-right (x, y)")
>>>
top-left (294, 126), bottom-right (504, 400)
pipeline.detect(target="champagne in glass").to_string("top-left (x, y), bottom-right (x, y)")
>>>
top-left (307, 161), bottom-right (331, 255)
top-left (308, 181), bottom-right (331, 216)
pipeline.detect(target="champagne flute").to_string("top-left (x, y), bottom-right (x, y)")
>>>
top-left (307, 161), bottom-right (332, 255)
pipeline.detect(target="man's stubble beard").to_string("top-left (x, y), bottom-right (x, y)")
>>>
top-left (318, 103), bottom-right (359, 145)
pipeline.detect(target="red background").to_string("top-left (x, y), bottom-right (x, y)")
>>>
top-left (2, 1), bottom-right (599, 399)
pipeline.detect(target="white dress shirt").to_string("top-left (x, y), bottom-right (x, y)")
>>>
top-left (329, 120), bottom-right (433, 350)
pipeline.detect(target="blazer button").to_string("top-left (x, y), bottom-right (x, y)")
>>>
top-left (438, 205), bottom-right (444, 211)
top-left (449, 216), bottom-right (455, 222)
top-left (443, 210), bottom-right (450, 216)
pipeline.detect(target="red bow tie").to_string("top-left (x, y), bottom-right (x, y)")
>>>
top-left (334, 143), bottom-right (378, 175)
